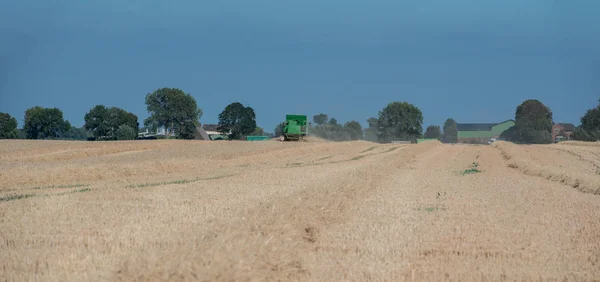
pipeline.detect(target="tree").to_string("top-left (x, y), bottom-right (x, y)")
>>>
top-left (513, 99), bottom-right (553, 144)
top-left (328, 118), bottom-right (338, 126)
top-left (62, 126), bottom-right (88, 140)
top-left (115, 125), bottom-right (137, 140)
top-left (572, 126), bottom-right (599, 141)
top-left (580, 106), bottom-right (600, 132)
top-left (84, 105), bottom-right (110, 139)
top-left (344, 120), bottom-right (363, 140)
top-left (0, 112), bottom-right (18, 139)
top-left (364, 117), bottom-right (378, 142)
top-left (84, 105), bottom-right (139, 140)
top-left (217, 102), bottom-right (257, 140)
top-left (144, 87), bottom-right (203, 139)
top-left (23, 106), bottom-right (70, 139)
top-left (377, 101), bottom-right (423, 142)
top-left (313, 114), bottom-right (328, 126)
top-left (572, 99), bottom-right (600, 141)
top-left (442, 118), bottom-right (458, 143)
top-left (177, 121), bottom-right (199, 140)
top-left (499, 126), bottom-right (518, 142)
top-left (424, 125), bottom-right (442, 140)
top-left (251, 127), bottom-right (265, 136)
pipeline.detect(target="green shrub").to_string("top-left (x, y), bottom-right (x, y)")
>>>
top-left (116, 125), bottom-right (137, 140)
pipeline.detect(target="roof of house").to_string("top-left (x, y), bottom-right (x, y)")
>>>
top-left (202, 124), bottom-right (219, 132)
top-left (555, 123), bottom-right (575, 131)
top-left (456, 119), bottom-right (515, 132)
top-left (457, 123), bottom-right (497, 131)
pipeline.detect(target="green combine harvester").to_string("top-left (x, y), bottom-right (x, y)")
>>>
top-left (279, 114), bottom-right (308, 141)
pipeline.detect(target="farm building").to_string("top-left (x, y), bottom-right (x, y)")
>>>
top-left (456, 120), bottom-right (515, 144)
top-left (552, 123), bottom-right (575, 142)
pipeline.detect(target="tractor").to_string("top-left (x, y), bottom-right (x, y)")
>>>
top-left (279, 114), bottom-right (308, 141)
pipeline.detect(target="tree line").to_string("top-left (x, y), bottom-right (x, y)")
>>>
top-left (273, 98), bottom-right (600, 144)
top-left (0, 88), bottom-right (259, 141)
top-left (1, 89), bottom-right (599, 144)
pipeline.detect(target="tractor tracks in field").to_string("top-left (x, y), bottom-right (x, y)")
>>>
top-left (541, 146), bottom-right (600, 174)
top-left (492, 142), bottom-right (600, 195)
top-left (282, 145), bottom-right (408, 168)
top-left (112, 142), bottom-right (438, 281)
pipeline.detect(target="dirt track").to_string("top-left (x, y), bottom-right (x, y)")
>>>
top-left (1, 139), bottom-right (599, 281)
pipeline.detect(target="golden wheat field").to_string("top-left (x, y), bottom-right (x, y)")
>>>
top-left (1, 138), bottom-right (599, 281)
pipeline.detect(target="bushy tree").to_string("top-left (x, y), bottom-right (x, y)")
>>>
top-left (251, 127), bottom-right (265, 136)
top-left (442, 118), bottom-right (457, 143)
top-left (424, 125), bottom-right (442, 140)
top-left (377, 101), bottom-right (423, 142)
top-left (344, 120), bottom-right (363, 140)
top-left (572, 99), bottom-right (600, 141)
top-left (84, 105), bottom-right (110, 138)
top-left (62, 126), bottom-right (88, 140)
top-left (313, 114), bottom-right (328, 125)
top-left (499, 126), bottom-right (518, 142)
top-left (84, 105), bottom-right (139, 140)
top-left (17, 129), bottom-right (26, 139)
top-left (144, 87), bottom-right (203, 139)
top-left (328, 118), bottom-right (338, 126)
top-left (23, 106), bottom-right (70, 139)
top-left (176, 120), bottom-right (199, 139)
top-left (580, 104), bottom-right (600, 132)
top-left (364, 117), bottom-right (379, 142)
top-left (0, 112), bottom-right (18, 139)
top-left (572, 126), bottom-right (599, 141)
top-left (512, 99), bottom-right (553, 144)
top-left (115, 125), bottom-right (137, 140)
top-left (217, 102), bottom-right (257, 140)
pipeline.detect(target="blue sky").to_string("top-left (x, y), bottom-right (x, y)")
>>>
top-left (1, 0), bottom-right (599, 133)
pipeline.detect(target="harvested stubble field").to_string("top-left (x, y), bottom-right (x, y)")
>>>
top-left (1, 139), bottom-right (599, 281)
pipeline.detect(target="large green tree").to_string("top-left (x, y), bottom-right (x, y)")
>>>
top-left (23, 106), bottom-right (70, 139)
top-left (144, 87), bottom-right (203, 139)
top-left (442, 118), bottom-right (458, 143)
top-left (344, 120), bottom-right (363, 140)
top-left (0, 112), bottom-right (18, 139)
top-left (377, 101), bottom-right (423, 142)
top-left (84, 105), bottom-right (110, 138)
top-left (513, 99), bottom-right (553, 144)
top-left (424, 125), bottom-right (442, 140)
top-left (84, 105), bottom-right (139, 140)
top-left (217, 102), bottom-right (257, 140)
top-left (573, 98), bottom-right (600, 141)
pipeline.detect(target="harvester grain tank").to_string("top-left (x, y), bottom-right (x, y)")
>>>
top-left (280, 114), bottom-right (307, 141)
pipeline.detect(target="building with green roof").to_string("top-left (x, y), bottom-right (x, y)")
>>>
top-left (456, 119), bottom-right (515, 144)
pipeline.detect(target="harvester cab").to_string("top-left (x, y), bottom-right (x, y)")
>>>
top-left (280, 114), bottom-right (307, 141)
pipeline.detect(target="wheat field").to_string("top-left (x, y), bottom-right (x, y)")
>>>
top-left (1, 139), bottom-right (599, 281)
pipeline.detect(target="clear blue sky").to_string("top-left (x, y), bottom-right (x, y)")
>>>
top-left (1, 0), bottom-right (598, 133)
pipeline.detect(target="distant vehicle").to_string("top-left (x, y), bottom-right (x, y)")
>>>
top-left (487, 138), bottom-right (497, 144)
top-left (279, 114), bottom-right (307, 141)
